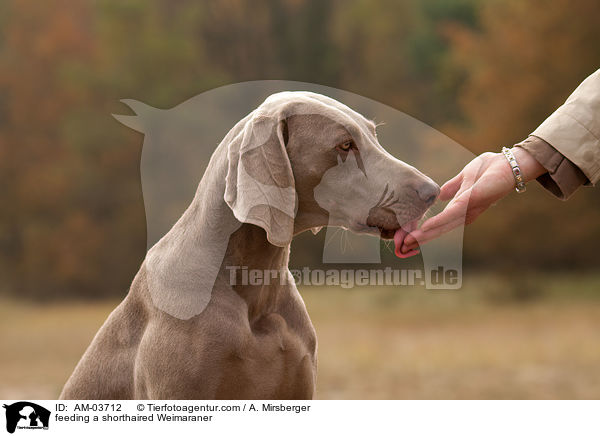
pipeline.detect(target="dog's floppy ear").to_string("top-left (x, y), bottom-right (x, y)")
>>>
top-left (225, 114), bottom-right (296, 247)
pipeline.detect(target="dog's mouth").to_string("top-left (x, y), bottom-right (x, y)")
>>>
top-left (378, 227), bottom-right (397, 240)
top-left (354, 220), bottom-right (420, 258)
top-left (392, 220), bottom-right (420, 258)
top-left (363, 205), bottom-right (423, 258)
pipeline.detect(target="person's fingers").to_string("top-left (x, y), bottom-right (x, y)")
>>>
top-left (403, 204), bottom-right (486, 252)
top-left (400, 239), bottom-right (419, 253)
top-left (396, 247), bottom-right (420, 258)
top-left (453, 164), bottom-right (482, 200)
top-left (401, 216), bottom-right (467, 251)
top-left (402, 233), bottom-right (416, 249)
top-left (421, 194), bottom-right (470, 232)
top-left (399, 157), bottom-right (495, 254)
top-left (438, 173), bottom-right (464, 201)
top-left (404, 208), bottom-right (465, 247)
top-left (402, 194), bottom-right (471, 248)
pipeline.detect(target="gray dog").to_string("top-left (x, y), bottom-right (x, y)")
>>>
top-left (60, 92), bottom-right (439, 399)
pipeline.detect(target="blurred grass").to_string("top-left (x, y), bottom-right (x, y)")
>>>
top-left (1, 272), bottom-right (600, 399)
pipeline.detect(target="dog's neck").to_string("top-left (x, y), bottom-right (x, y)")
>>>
top-left (223, 223), bottom-right (291, 321)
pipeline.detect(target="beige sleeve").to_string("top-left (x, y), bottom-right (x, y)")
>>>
top-left (516, 136), bottom-right (589, 200)
top-left (530, 68), bottom-right (600, 185)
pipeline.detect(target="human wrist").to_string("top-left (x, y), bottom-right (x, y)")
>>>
top-left (510, 146), bottom-right (547, 183)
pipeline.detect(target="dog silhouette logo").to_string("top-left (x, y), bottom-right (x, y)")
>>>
top-left (2, 402), bottom-right (50, 434)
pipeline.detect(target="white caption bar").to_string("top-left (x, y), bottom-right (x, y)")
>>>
top-left (1, 400), bottom-right (598, 436)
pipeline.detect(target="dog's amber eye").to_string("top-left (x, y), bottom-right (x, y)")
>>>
top-left (338, 140), bottom-right (354, 152)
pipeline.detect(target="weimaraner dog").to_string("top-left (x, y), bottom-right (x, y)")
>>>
top-left (60, 92), bottom-right (439, 399)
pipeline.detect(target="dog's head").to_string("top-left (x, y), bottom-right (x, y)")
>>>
top-left (225, 91), bottom-right (439, 249)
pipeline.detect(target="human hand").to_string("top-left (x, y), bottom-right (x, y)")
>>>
top-left (399, 147), bottom-right (546, 254)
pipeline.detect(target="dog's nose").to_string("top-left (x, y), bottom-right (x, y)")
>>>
top-left (416, 180), bottom-right (440, 206)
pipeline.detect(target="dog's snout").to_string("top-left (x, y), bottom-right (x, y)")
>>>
top-left (416, 180), bottom-right (440, 206)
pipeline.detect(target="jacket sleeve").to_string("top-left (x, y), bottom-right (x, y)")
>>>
top-left (517, 135), bottom-right (588, 200)
top-left (529, 68), bottom-right (600, 186)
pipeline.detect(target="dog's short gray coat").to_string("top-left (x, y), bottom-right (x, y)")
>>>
top-left (60, 92), bottom-right (438, 399)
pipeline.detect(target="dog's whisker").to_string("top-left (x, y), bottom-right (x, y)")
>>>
top-left (345, 231), bottom-right (355, 252)
top-left (323, 227), bottom-right (342, 249)
top-left (383, 239), bottom-right (394, 255)
top-left (340, 230), bottom-right (348, 253)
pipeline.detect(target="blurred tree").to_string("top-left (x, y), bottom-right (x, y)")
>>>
top-left (444, 0), bottom-right (600, 269)
top-left (1, 0), bottom-right (599, 300)
top-left (445, 0), bottom-right (600, 150)
top-left (332, 0), bottom-right (477, 125)
top-left (0, 0), bottom-right (225, 299)
top-left (0, 0), bottom-right (98, 298)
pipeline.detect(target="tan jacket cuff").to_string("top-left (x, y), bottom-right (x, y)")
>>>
top-left (516, 135), bottom-right (589, 200)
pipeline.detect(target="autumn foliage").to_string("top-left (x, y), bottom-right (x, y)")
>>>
top-left (1, 0), bottom-right (599, 299)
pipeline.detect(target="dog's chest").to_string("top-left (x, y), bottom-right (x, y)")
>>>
top-left (214, 312), bottom-right (316, 399)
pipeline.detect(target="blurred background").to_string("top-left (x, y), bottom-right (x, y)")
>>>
top-left (1, 0), bottom-right (599, 399)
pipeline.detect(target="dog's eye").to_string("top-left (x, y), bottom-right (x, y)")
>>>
top-left (337, 140), bottom-right (354, 152)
